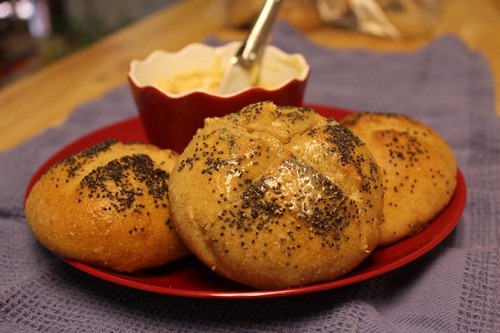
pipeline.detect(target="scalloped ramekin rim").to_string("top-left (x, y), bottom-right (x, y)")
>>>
top-left (128, 42), bottom-right (310, 98)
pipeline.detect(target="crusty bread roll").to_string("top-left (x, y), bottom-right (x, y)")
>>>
top-left (25, 140), bottom-right (190, 272)
top-left (342, 112), bottom-right (457, 246)
top-left (169, 102), bottom-right (384, 290)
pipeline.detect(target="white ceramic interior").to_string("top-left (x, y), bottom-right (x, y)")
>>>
top-left (129, 42), bottom-right (310, 97)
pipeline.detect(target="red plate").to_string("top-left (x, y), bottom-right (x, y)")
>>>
top-left (25, 105), bottom-right (467, 299)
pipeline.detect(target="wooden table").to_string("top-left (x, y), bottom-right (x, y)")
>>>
top-left (0, 0), bottom-right (498, 151)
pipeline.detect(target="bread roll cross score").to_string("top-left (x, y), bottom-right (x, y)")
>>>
top-left (169, 101), bottom-right (384, 290)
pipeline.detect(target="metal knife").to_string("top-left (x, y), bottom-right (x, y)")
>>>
top-left (218, 0), bottom-right (283, 95)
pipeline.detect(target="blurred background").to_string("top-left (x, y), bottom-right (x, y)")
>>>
top-left (0, 0), bottom-right (177, 86)
top-left (0, 0), bottom-right (444, 88)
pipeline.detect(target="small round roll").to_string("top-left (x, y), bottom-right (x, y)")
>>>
top-left (169, 101), bottom-right (384, 290)
top-left (342, 112), bottom-right (457, 246)
top-left (25, 140), bottom-right (190, 272)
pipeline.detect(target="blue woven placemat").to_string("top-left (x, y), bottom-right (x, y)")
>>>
top-left (1, 22), bottom-right (498, 332)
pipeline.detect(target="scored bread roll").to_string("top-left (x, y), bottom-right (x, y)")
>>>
top-left (342, 112), bottom-right (457, 246)
top-left (25, 140), bottom-right (190, 272)
top-left (169, 101), bottom-right (384, 290)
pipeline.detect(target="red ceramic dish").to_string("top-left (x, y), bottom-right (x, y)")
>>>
top-left (25, 105), bottom-right (467, 299)
top-left (128, 80), bottom-right (308, 153)
top-left (128, 42), bottom-right (310, 153)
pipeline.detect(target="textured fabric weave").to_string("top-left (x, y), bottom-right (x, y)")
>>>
top-left (1, 22), bottom-right (498, 332)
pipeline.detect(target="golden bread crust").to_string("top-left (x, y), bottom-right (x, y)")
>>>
top-left (169, 102), bottom-right (384, 289)
top-left (25, 140), bottom-right (190, 272)
top-left (342, 112), bottom-right (457, 246)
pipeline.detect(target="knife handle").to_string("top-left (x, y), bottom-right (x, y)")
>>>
top-left (237, 0), bottom-right (283, 67)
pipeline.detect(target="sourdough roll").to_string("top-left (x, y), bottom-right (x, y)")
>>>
top-left (25, 140), bottom-right (190, 272)
top-left (169, 101), bottom-right (384, 290)
top-left (342, 112), bottom-right (457, 246)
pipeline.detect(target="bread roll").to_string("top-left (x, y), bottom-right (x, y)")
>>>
top-left (169, 102), bottom-right (383, 289)
top-left (342, 112), bottom-right (457, 246)
top-left (25, 140), bottom-right (190, 272)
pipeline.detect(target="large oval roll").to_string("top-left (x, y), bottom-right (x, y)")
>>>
top-left (169, 102), bottom-right (384, 289)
